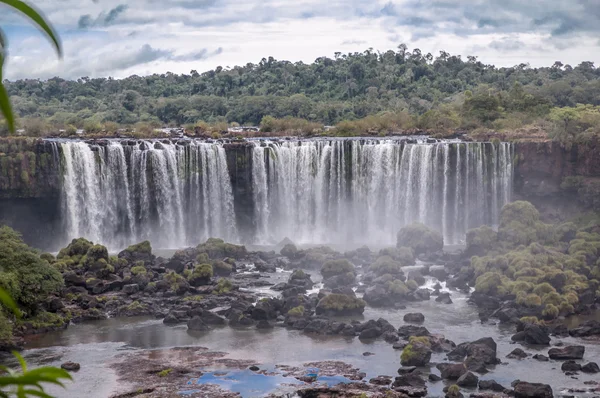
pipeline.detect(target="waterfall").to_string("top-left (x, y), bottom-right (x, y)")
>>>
top-left (55, 138), bottom-right (513, 250)
top-left (251, 139), bottom-right (514, 246)
top-left (59, 140), bottom-right (238, 249)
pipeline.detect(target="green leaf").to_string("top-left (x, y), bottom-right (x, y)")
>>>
top-left (0, 288), bottom-right (20, 318)
top-left (0, 0), bottom-right (61, 56)
top-left (20, 390), bottom-right (54, 398)
top-left (13, 351), bottom-right (28, 373)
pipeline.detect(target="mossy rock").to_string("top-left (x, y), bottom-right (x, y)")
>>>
top-left (287, 305), bottom-right (305, 317)
top-left (466, 225), bottom-right (498, 256)
top-left (281, 243), bottom-right (299, 259)
top-left (370, 255), bottom-right (404, 276)
top-left (378, 246), bottom-right (415, 266)
top-left (58, 238), bottom-right (93, 259)
top-left (197, 238), bottom-right (247, 260)
top-left (188, 264), bottom-right (213, 287)
top-left (321, 259), bottom-right (355, 279)
top-left (315, 293), bottom-right (365, 316)
top-left (212, 261), bottom-right (233, 276)
top-left (400, 337), bottom-right (432, 366)
top-left (397, 223), bottom-right (443, 255)
top-left (118, 241), bottom-right (153, 263)
top-left (213, 278), bottom-right (234, 295)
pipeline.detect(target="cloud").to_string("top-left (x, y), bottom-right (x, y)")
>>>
top-left (78, 4), bottom-right (128, 29)
top-left (2, 0), bottom-right (600, 80)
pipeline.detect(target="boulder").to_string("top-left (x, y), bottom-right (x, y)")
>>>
top-left (256, 320), bottom-right (273, 329)
top-left (507, 348), bottom-right (528, 359)
top-left (403, 313), bottom-right (425, 323)
top-left (122, 284), bottom-right (140, 295)
top-left (61, 362), bottom-right (80, 371)
top-left (511, 324), bottom-right (550, 345)
top-left (369, 376), bottom-right (392, 386)
top-left (187, 316), bottom-right (209, 331)
top-left (396, 223), bottom-right (443, 255)
top-left (199, 310), bottom-right (227, 326)
top-left (437, 363), bottom-right (467, 380)
top-left (532, 354), bottom-right (549, 362)
top-left (478, 380), bottom-right (506, 392)
top-left (359, 327), bottom-right (382, 340)
top-left (456, 371), bottom-right (478, 387)
top-left (561, 361), bottom-right (581, 372)
top-left (397, 325), bottom-right (430, 338)
top-left (513, 381), bottom-right (553, 398)
top-left (569, 320), bottom-right (600, 337)
top-left (448, 337), bottom-right (498, 365)
top-left (435, 292), bottom-right (453, 304)
top-left (548, 345), bottom-right (585, 360)
top-left (400, 341), bottom-right (432, 367)
top-left (582, 362), bottom-right (600, 373)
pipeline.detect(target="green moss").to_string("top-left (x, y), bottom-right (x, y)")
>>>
top-left (287, 305), bottom-right (305, 317)
top-left (321, 259), bottom-right (355, 279)
top-left (378, 246), bottom-right (415, 266)
top-left (18, 311), bottom-right (69, 330)
top-left (519, 316), bottom-right (542, 325)
top-left (58, 237), bottom-right (93, 259)
top-left (157, 369), bottom-right (172, 377)
top-left (408, 336), bottom-right (431, 347)
top-left (448, 385), bottom-right (460, 395)
top-left (192, 264), bottom-right (213, 279)
top-left (197, 238), bottom-right (247, 259)
top-left (213, 278), bottom-right (233, 294)
top-left (131, 265), bottom-right (147, 276)
top-left (533, 282), bottom-right (557, 296)
top-left (317, 294), bottom-right (366, 312)
top-left (542, 304), bottom-right (559, 319)
top-left (466, 225), bottom-right (498, 255)
top-left (517, 293), bottom-right (542, 307)
top-left (196, 253), bottom-right (210, 264)
top-left (124, 241), bottom-right (152, 254)
top-left (370, 255), bottom-right (403, 276)
top-left (385, 280), bottom-right (410, 296)
top-left (406, 279), bottom-right (419, 291)
top-left (290, 269), bottom-right (307, 280)
top-left (396, 223), bottom-right (443, 255)
top-left (500, 201), bottom-right (540, 229)
top-left (475, 272), bottom-right (507, 296)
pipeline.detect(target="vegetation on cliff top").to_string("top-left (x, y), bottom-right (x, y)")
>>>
top-left (1, 46), bottom-right (600, 143)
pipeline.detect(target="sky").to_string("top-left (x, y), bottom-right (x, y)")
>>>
top-left (1, 0), bottom-right (599, 80)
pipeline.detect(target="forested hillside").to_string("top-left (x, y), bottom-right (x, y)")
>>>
top-left (2, 46), bottom-right (600, 141)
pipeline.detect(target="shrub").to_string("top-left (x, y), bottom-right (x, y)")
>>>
top-left (500, 201), bottom-right (540, 229)
top-left (124, 240), bottom-right (152, 254)
top-left (321, 259), bottom-right (355, 279)
top-left (406, 279), bottom-right (419, 291)
top-left (533, 283), bottom-right (556, 296)
top-left (542, 304), bottom-right (559, 319)
top-left (197, 238), bottom-right (247, 259)
top-left (0, 226), bottom-right (64, 312)
top-left (131, 265), bottom-right (147, 276)
top-left (287, 306), bottom-right (305, 317)
top-left (378, 246), bottom-right (415, 266)
top-left (466, 225), bottom-right (498, 256)
top-left (213, 278), bottom-right (233, 294)
top-left (518, 293), bottom-right (542, 308)
top-left (396, 223), bottom-right (443, 255)
top-left (386, 280), bottom-right (410, 296)
top-left (370, 255), bottom-right (403, 276)
top-left (57, 237), bottom-right (93, 259)
top-left (281, 243), bottom-right (299, 258)
top-left (475, 272), bottom-right (505, 296)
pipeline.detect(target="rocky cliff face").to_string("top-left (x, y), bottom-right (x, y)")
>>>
top-left (513, 140), bottom-right (600, 220)
top-left (0, 138), bottom-right (62, 249)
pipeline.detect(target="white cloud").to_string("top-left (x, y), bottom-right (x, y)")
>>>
top-left (2, 0), bottom-right (599, 80)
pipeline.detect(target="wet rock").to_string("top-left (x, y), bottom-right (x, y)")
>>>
top-left (533, 354), bottom-right (549, 361)
top-left (479, 379), bottom-right (506, 392)
top-left (437, 363), bottom-right (467, 380)
top-left (249, 366), bottom-right (260, 371)
top-left (569, 320), bottom-right (600, 338)
top-left (448, 337), bottom-right (498, 365)
top-left (469, 292), bottom-right (501, 311)
top-left (428, 374), bottom-right (442, 382)
top-left (303, 318), bottom-right (330, 334)
top-left (163, 310), bottom-right (190, 324)
top-left (383, 331), bottom-right (400, 343)
top-left (561, 361), bottom-right (581, 372)
top-left (435, 292), bottom-right (453, 304)
top-left (397, 367), bottom-right (416, 375)
top-left (228, 310), bottom-right (255, 327)
top-left (187, 316), bottom-right (209, 331)
top-left (507, 348), bottom-right (528, 359)
top-left (256, 320), bottom-right (273, 329)
top-left (397, 325), bottom-right (430, 338)
top-left (370, 375), bottom-right (392, 385)
top-left (495, 307), bottom-right (519, 323)
top-left (123, 284), bottom-right (140, 295)
top-left (393, 372), bottom-right (426, 388)
top-left (61, 362), bottom-right (80, 371)
top-left (464, 357), bottom-right (488, 374)
top-left (513, 381), bottom-right (553, 398)
top-left (511, 324), bottom-right (550, 345)
top-left (582, 362), bottom-right (600, 373)
top-left (359, 327), bottom-right (382, 340)
top-left (199, 310), bottom-right (227, 326)
top-left (400, 341), bottom-right (432, 367)
top-left (393, 341), bottom-right (408, 350)
top-left (403, 313), bottom-right (425, 323)
top-left (548, 345), bottom-right (585, 360)
top-left (363, 285), bottom-right (391, 307)
top-left (45, 296), bottom-right (65, 312)
top-left (456, 371), bottom-right (478, 387)
top-left (363, 352), bottom-right (375, 357)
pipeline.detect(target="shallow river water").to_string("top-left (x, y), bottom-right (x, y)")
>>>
top-left (16, 264), bottom-right (600, 398)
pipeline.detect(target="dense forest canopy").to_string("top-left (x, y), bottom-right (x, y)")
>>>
top-left (2, 45), bottom-right (600, 141)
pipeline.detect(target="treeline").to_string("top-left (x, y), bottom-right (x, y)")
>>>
top-left (2, 46), bottom-right (600, 143)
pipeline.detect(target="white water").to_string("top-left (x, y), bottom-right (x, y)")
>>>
top-left (60, 140), bottom-right (237, 249)
top-left (56, 138), bottom-right (513, 250)
top-left (251, 139), bottom-right (513, 246)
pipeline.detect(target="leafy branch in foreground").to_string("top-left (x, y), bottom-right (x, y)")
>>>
top-left (0, 352), bottom-right (71, 398)
top-left (0, 0), bottom-right (62, 133)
